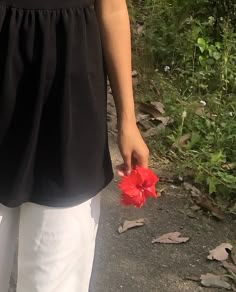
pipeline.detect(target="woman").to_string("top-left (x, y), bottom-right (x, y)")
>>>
top-left (0, 0), bottom-right (149, 291)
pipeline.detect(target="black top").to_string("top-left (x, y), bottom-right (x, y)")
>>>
top-left (0, 0), bottom-right (114, 208)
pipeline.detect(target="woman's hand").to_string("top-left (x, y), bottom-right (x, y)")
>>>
top-left (117, 121), bottom-right (150, 175)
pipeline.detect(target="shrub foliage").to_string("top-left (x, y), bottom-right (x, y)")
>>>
top-left (130, 0), bottom-right (236, 199)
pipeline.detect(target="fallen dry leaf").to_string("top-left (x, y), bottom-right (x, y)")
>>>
top-left (136, 113), bottom-right (150, 123)
top-left (185, 275), bottom-right (200, 282)
top-left (172, 133), bottom-right (191, 149)
top-left (150, 101), bottom-right (165, 115)
top-left (152, 232), bottom-right (190, 244)
top-left (136, 102), bottom-right (163, 119)
top-left (184, 182), bottom-right (201, 196)
top-left (137, 119), bottom-right (154, 131)
top-left (135, 101), bottom-right (172, 131)
top-left (132, 76), bottom-right (139, 87)
top-left (195, 106), bottom-right (205, 117)
top-left (222, 261), bottom-right (236, 274)
top-left (153, 116), bottom-right (172, 127)
top-left (231, 247), bottom-right (236, 265)
top-left (143, 127), bottom-right (157, 138)
top-left (200, 273), bottom-right (224, 280)
top-left (118, 218), bottom-right (145, 234)
top-left (192, 194), bottom-right (225, 220)
top-left (200, 273), bottom-right (231, 290)
top-left (195, 106), bottom-right (212, 119)
top-left (222, 163), bottom-right (236, 170)
top-left (136, 23), bottom-right (144, 35)
top-left (207, 243), bottom-right (233, 261)
top-left (132, 70), bottom-right (138, 77)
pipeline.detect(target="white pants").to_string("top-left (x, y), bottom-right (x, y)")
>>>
top-left (0, 193), bottom-right (101, 292)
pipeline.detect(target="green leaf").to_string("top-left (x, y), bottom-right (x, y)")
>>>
top-left (198, 46), bottom-right (205, 54)
top-left (213, 52), bottom-right (221, 60)
top-left (207, 177), bottom-right (216, 194)
top-left (217, 172), bottom-right (236, 188)
top-left (206, 58), bottom-right (215, 65)
top-left (197, 38), bottom-right (207, 53)
top-left (197, 38), bottom-right (207, 46)
top-left (199, 55), bottom-right (205, 65)
top-left (199, 83), bottom-right (208, 89)
top-left (210, 151), bottom-right (224, 164)
top-left (187, 132), bottom-right (201, 149)
top-left (192, 26), bottom-right (201, 40)
top-left (215, 42), bottom-right (222, 50)
top-left (208, 45), bottom-right (216, 57)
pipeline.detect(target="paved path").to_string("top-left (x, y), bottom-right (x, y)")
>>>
top-left (89, 163), bottom-right (235, 291)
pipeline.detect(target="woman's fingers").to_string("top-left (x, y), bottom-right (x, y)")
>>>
top-left (133, 148), bottom-right (149, 168)
top-left (117, 123), bottom-right (150, 172)
top-left (131, 156), bottom-right (138, 169)
top-left (117, 149), bottom-right (149, 177)
top-left (123, 152), bottom-right (132, 173)
top-left (122, 147), bottom-right (149, 171)
top-left (116, 163), bottom-right (130, 176)
top-left (134, 154), bottom-right (148, 168)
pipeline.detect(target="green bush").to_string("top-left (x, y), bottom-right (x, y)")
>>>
top-left (130, 0), bottom-right (236, 199)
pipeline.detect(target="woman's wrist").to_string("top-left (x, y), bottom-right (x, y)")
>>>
top-left (117, 113), bottom-right (137, 131)
top-left (113, 94), bottom-right (137, 130)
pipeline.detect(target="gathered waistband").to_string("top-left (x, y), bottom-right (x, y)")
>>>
top-left (0, 0), bottom-right (94, 10)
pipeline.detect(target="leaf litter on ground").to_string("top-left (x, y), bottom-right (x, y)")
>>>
top-left (136, 113), bottom-right (150, 123)
top-left (152, 232), bottom-right (190, 244)
top-left (135, 101), bottom-right (173, 131)
top-left (200, 273), bottom-right (231, 290)
top-left (149, 101), bottom-right (165, 114)
top-left (183, 182), bottom-right (225, 220)
top-left (207, 243), bottom-right (233, 261)
top-left (187, 243), bottom-right (236, 289)
top-left (192, 193), bottom-right (225, 220)
top-left (118, 218), bottom-right (145, 234)
top-left (132, 69), bottom-right (139, 87)
top-left (152, 116), bottom-right (172, 128)
top-left (135, 100), bottom-right (173, 138)
top-left (137, 101), bottom-right (165, 116)
top-left (136, 101), bottom-right (162, 119)
top-left (183, 182), bottom-right (201, 194)
top-left (172, 133), bottom-right (192, 149)
top-left (143, 127), bottom-right (158, 138)
top-left (222, 261), bottom-right (236, 274)
top-left (231, 247), bottom-right (236, 265)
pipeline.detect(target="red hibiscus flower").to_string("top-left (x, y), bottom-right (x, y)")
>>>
top-left (117, 165), bottom-right (159, 208)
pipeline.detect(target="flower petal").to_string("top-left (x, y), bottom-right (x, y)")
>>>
top-left (120, 192), bottom-right (146, 208)
top-left (144, 188), bottom-right (158, 198)
top-left (118, 169), bottom-right (142, 196)
top-left (135, 166), bottom-right (159, 187)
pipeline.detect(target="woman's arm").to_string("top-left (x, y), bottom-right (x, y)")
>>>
top-left (95, 0), bottom-right (149, 171)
